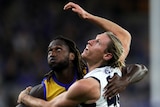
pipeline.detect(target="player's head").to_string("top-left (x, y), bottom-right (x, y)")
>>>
top-left (81, 32), bottom-right (124, 68)
top-left (47, 36), bottom-right (86, 79)
top-left (104, 32), bottom-right (124, 67)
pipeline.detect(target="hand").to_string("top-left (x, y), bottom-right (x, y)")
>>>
top-left (122, 64), bottom-right (148, 83)
top-left (64, 2), bottom-right (89, 19)
top-left (17, 86), bottom-right (32, 103)
top-left (103, 74), bottom-right (129, 99)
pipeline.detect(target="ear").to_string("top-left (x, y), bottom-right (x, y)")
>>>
top-left (69, 53), bottom-right (75, 61)
top-left (103, 53), bottom-right (113, 61)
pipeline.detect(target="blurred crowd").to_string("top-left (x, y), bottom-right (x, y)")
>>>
top-left (0, 0), bottom-right (149, 107)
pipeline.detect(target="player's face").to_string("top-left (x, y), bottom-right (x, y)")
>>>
top-left (81, 33), bottom-right (111, 63)
top-left (47, 40), bottom-right (71, 71)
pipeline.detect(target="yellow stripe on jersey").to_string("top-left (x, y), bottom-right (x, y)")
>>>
top-left (43, 77), bottom-right (66, 101)
top-left (42, 67), bottom-right (88, 101)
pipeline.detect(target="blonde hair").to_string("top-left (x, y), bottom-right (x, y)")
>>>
top-left (104, 32), bottom-right (124, 68)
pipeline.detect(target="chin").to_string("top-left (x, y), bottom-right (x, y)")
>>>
top-left (81, 52), bottom-right (85, 57)
top-left (81, 54), bottom-right (87, 60)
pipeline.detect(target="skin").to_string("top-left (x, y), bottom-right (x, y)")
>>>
top-left (16, 2), bottom-right (148, 107)
top-left (82, 33), bottom-right (112, 71)
top-left (63, 2), bottom-right (147, 99)
top-left (64, 2), bottom-right (131, 62)
top-left (47, 40), bottom-right (76, 83)
top-left (16, 39), bottom-right (78, 107)
top-left (17, 32), bottom-right (117, 107)
top-left (103, 64), bottom-right (148, 98)
top-left (17, 38), bottom-right (148, 107)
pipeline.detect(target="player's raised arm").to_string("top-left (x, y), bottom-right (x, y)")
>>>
top-left (64, 2), bottom-right (148, 100)
top-left (64, 2), bottom-right (131, 62)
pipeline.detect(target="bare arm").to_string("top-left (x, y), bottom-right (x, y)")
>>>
top-left (18, 78), bottom-right (100, 107)
top-left (49, 78), bottom-right (100, 107)
top-left (64, 2), bottom-right (131, 62)
top-left (103, 64), bottom-right (148, 98)
top-left (64, 2), bottom-right (147, 100)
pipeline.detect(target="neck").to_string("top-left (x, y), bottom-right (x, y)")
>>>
top-left (86, 58), bottom-right (107, 71)
top-left (53, 65), bottom-right (75, 84)
top-left (87, 62), bottom-right (102, 72)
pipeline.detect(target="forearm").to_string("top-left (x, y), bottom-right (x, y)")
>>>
top-left (16, 103), bottom-right (27, 107)
top-left (21, 94), bottom-right (46, 107)
top-left (122, 64), bottom-right (148, 84)
top-left (84, 13), bottom-right (127, 35)
top-left (64, 2), bottom-right (131, 61)
top-left (82, 12), bottom-right (131, 61)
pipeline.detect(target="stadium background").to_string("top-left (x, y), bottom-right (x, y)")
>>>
top-left (0, 0), bottom-right (149, 107)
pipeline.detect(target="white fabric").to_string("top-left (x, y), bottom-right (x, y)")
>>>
top-left (84, 66), bottom-right (122, 107)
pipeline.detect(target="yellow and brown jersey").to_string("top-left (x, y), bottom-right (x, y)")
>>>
top-left (42, 68), bottom-right (88, 101)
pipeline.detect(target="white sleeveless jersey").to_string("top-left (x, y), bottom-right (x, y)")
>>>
top-left (83, 66), bottom-right (122, 107)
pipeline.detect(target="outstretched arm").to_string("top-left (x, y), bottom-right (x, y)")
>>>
top-left (17, 78), bottom-right (100, 107)
top-left (103, 64), bottom-right (148, 99)
top-left (64, 2), bottom-right (131, 62)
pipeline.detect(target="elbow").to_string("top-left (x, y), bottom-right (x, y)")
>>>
top-left (123, 29), bottom-right (132, 43)
top-left (123, 29), bottom-right (131, 39)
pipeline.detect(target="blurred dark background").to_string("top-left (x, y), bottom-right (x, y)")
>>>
top-left (0, 0), bottom-right (149, 107)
